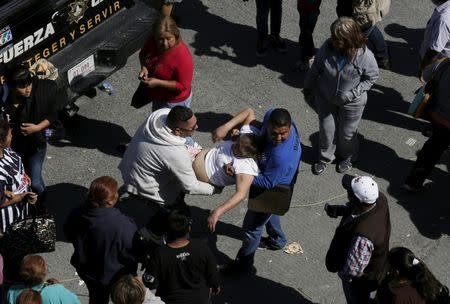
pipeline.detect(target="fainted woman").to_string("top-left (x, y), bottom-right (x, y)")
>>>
top-left (132, 16), bottom-right (193, 112)
top-left (190, 129), bottom-right (263, 232)
top-left (7, 255), bottom-right (80, 304)
top-left (65, 176), bottom-right (138, 304)
top-left (375, 247), bottom-right (449, 304)
top-left (304, 17), bottom-right (379, 175)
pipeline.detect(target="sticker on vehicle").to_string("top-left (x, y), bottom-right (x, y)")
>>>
top-left (68, 0), bottom-right (89, 24)
top-left (0, 26), bottom-right (13, 47)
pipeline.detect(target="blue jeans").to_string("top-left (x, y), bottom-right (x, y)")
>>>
top-left (235, 210), bottom-right (286, 268)
top-left (151, 92), bottom-right (193, 112)
top-left (255, 0), bottom-right (282, 41)
top-left (364, 26), bottom-right (388, 61)
top-left (27, 147), bottom-right (47, 195)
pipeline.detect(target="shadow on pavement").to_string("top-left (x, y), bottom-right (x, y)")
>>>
top-left (213, 273), bottom-right (316, 304)
top-left (384, 23), bottom-right (424, 77)
top-left (365, 83), bottom-right (428, 132)
top-left (45, 183), bottom-right (88, 242)
top-left (195, 111), bottom-right (234, 133)
top-left (116, 196), bottom-right (243, 264)
top-left (354, 138), bottom-right (450, 239)
top-left (51, 114), bottom-right (132, 157)
top-left (177, 0), bottom-right (307, 89)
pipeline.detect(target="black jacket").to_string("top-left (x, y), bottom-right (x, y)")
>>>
top-left (325, 193), bottom-right (391, 284)
top-left (2, 79), bottom-right (58, 155)
top-left (65, 205), bottom-right (138, 286)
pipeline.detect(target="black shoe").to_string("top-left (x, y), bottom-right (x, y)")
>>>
top-left (312, 162), bottom-right (327, 175)
top-left (256, 38), bottom-right (270, 58)
top-left (218, 261), bottom-right (256, 276)
top-left (403, 175), bottom-right (424, 193)
top-left (258, 237), bottom-right (284, 251)
top-left (337, 159), bottom-right (353, 173)
top-left (403, 182), bottom-right (422, 193)
top-left (116, 142), bottom-right (129, 155)
top-left (270, 35), bottom-right (287, 53)
top-left (377, 58), bottom-right (391, 70)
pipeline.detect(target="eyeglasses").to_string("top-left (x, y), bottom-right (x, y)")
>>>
top-left (178, 124), bottom-right (198, 132)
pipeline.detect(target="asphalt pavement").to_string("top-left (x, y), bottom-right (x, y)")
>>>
top-left (39, 0), bottom-right (449, 303)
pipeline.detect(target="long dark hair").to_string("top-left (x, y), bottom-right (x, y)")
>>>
top-left (384, 247), bottom-right (444, 302)
top-left (0, 120), bottom-right (11, 148)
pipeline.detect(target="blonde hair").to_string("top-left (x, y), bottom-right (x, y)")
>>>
top-left (330, 17), bottom-right (367, 61)
top-left (111, 275), bottom-right (146, 304)
top-left (152, 16), bottom-right (180, 41)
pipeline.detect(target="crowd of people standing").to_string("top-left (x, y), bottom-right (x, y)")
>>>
top-left (0, 0), bottom-right (449, 303)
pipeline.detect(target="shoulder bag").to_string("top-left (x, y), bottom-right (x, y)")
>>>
top-left (247, 184), bottom-right (294, 215)
top-left (408, 59), bottom-right (450, 120)
top-left (2, 204), bottom-right (56, 256)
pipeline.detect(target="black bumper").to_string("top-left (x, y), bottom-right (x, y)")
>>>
top-left (51, 0), bottom-right (156, 107)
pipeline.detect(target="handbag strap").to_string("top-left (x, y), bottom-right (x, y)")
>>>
top-left (37, 283), bottom-right (48, 293)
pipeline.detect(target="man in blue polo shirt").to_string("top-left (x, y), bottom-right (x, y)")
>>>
top-left (211, 107), bottom-right (302, 273)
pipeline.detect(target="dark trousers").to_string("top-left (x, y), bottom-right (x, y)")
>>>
top-left (255, 0), bottom-right (282, 41)
top-left (297, 1), bottom-right (321, 61)
top-left (364, 26), bottom-right (389, 61)
top-left (80, 275), bottom-right (111, 304)
top-left (406, 122), bottom-right (450, 187)
top-left (336, 0), bottom-right (352, 18)
top-left (342, 278), bottom-right (375, 304)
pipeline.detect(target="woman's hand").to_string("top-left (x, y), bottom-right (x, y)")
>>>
top-left (142, 77), bottom-right (160, 88)
top-left (20, 192), bottom-right (38, 204)
top-left (223, 162), bottom-right (235, 177)
top-left (139, 66), bottom-right (148, 80)
top-left (20, 123), bottom-right (40, 135)
top-left (4, 191), bottom-right (37, 205)
top-left (207, 209), bottom-right (222, 233)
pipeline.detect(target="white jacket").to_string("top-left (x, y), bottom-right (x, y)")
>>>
top-left (119, 108), bottom-right (214, 205)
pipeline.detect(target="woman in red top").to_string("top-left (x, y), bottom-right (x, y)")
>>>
top-left (132, 16), bottom-right (193, 111)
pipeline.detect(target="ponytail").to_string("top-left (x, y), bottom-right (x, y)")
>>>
top-left (385, 247), bottom-right (444, 302)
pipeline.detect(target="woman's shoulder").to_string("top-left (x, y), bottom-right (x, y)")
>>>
top-left (1, 147), bottom-right (19, 160)
top-left (355, 47), bottom-right (376, 64)
top-left (41, 283), bottom-right (81, 302)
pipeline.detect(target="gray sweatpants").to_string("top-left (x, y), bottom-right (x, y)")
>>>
top-left (316, 94), bottom-right (367, 163)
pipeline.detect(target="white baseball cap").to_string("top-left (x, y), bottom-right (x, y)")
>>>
top-left (350, 176), bottom-right (379, 204)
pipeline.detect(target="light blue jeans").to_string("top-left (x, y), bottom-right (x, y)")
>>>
top-left (235, 210), bottom-right (287, 268)
top-left (151, 92), bottom-right (193, 112)
top-left (28, 147), bottom-right (47, 195)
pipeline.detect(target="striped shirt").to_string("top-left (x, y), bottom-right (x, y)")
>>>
top-left (0, 148), bottom-right (30, 233)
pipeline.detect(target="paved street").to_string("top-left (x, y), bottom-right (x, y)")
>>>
top-left (40, 0), bottom-right (449, 303)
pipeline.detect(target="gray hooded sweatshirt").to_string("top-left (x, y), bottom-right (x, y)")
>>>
top-left (304, 39), bottom-right (379, 106)
top-left (119, 108), bottom-right (214, 205)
